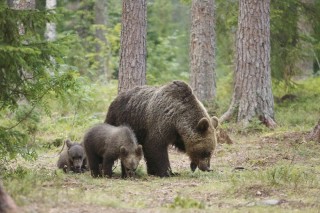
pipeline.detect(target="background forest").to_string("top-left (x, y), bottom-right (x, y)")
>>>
top-left (1, 0), bottom-right (320, 212)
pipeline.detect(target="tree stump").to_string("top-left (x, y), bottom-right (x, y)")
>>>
top-left (307, 119), bottom-right (320, 142)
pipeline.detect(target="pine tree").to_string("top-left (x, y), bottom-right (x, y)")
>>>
top-left (220, 0), bottom-right (276, 128)
top-left (118, 0), bottom-right (147, 93)
top-left (0, 1), bottom-right (77, 161)
top-left (190, 0), bottom-right (216, 102)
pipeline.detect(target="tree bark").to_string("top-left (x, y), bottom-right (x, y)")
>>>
top-left (7, 0), bottom-right (35, 9)
top-left (8, 0), bottom-right (36, 35)
top-left (220, 0), bottom-right (276, 128)
top-left (118, 0), bottom-right (147, 94)
top-left (94, 0), bottom-right (108, 80)
top-left (189, 0), bottom-right (216, 102)
top-left (45, 0), bottom-right (56, 41)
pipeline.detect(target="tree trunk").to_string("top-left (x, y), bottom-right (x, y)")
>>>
top-left (307, 119), bottom-right (320, 142)
top-left (220, 0), bottom-right (276, 128)
top-left (7, 0), bottom-right (35, 9)
top-left (45, 0), bottom-right (56, 41)
top-left (189, 0), bottom-right (216, 102)
top-left (118, 0), bottom-right (147, 94)
top-left (8, 0), bottom-right (36, 35)
top-left (94, 0), bottom-right (108, 80)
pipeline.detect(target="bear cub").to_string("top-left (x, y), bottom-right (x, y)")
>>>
top-left (83, 123), bottom-right (143, 178)
top-left (57, 139), bottom-right (87, 173)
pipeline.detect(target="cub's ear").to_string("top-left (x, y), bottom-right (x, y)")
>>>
top-left (211, 116), bottom-right (219, 129)
top-left (196, 118), bottom-right (209, 133)
top-left (65, 139), bottom-right (72, 149)
top-left (136, 145), bottom-right (143, 156)
top-left (120, 146), bottom-right (128, 157)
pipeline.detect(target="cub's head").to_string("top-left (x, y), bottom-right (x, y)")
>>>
top-left (120, 144), bottom-right (143, 178)
top-left (66, 139), bottom-right (86, 173)
top-left (187, 116), bottom-right (219, 172)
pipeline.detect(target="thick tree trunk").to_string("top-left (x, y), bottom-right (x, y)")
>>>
top-left (189, 0), bottom-right (216, 102)
top-left (94, 0), bottom-right (108, 80)
top-left (220, 0), bottom-right (276, 128)
top-left (45, 0), bottom-right (56, 41)
top-left (307, 119), bottom-right (320, 142)
top-left (118, 0), bottom-right (147, 94)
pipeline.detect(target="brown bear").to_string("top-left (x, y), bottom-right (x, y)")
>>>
top-left (83, 123), bottom-right (143, 178)
top-left (105, 80), bottom-right (219, 177)
top-left (57, 139), bottom-right (87, 173)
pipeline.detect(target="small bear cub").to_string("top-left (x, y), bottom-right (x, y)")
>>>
top-left (83, 123), bottom-right (143, 178)
top-left (57, 139), bottom-right (87, 173)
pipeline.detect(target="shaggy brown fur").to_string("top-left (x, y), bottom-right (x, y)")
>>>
top-left (0, 183), bottom-right (18, 213)
top-left (105, 80), bottom-right (219, 177)
top-left (57, 140), bottom-right (87, 173)
top-left (83, 123), bottom-right (143, 178)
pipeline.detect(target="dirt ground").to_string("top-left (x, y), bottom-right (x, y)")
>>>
top-left (5, 130), bottom-right (320, 213)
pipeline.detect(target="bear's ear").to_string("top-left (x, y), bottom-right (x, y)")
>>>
top-left (66, 139), bottom-right (72, 149)
top-left (196, 118), bottom-right (209, 133)
top-left (136, 145), bottom-right (143, 156)
top-left (211, 116), bottom-right (219, 129)
top-left (120, 146), bottom-right (128, 157)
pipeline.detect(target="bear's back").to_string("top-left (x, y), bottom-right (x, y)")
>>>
top-left (106, 86), bottom-right (157, 126)
top-left (84, 124), bottom-right (137, 151)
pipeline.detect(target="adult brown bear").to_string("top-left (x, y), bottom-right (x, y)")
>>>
top-left (105, 81), bottom-right (218, 177)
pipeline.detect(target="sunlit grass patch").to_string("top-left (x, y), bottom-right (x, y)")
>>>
top-left (167, 195), bottom-right (205, 209)
top-left (2, 166), bottom-right (65, 206)
top-left (274, 77), bottom-right (320, 130)
top-left (230, 163), bottom-right (319, 198)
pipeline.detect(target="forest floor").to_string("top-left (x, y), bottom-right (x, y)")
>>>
top-left (3, 129), bottom-right (320, 213)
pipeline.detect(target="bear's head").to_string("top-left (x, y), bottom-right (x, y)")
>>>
top-left (187, 116), bottom-right (219, 172)
top-left (66, 139), bottom-right (86, 173)
top-left (120, 144), bottom-right (143, 177)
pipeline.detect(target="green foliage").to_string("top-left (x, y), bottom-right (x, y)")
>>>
top-left (215, 0), bottom-right (238, 78)
top-left (14, 105), bottom-right (40, 135)
top-left (0, 3), bottom-right (79, 162)
top-left (147, 33), bottom-right (189, 84)
top-left (1, 166), bottom-right (63, 205)
top-left (302, 1), bottom-right (320, 75)
top-left (168, 195), bottom-right (205, 209)
top-left (0, 127), bottom-right (31, 161)
top-left (274, 77), bottom-right (320, 129)
top-left (270, 0), bottom-right (302, 87)
top-left (56, 0), bottom-right (109, 80)
top-left (107, 23), bottom-right (121, 79)
top-left (34, 79), bottom-right (117, 146)
top-left (146, 0), bottom-right (190, 84)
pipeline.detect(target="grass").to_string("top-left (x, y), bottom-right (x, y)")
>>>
top-left (1, 77), bottom-right (320, 212)
top-left (2, 136), bottom-right (320, 212)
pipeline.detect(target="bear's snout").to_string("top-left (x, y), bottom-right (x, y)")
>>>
top-left (125, 168), bottom-right (136, 178)
top-left (197, 158), bottom-right (211, 172)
